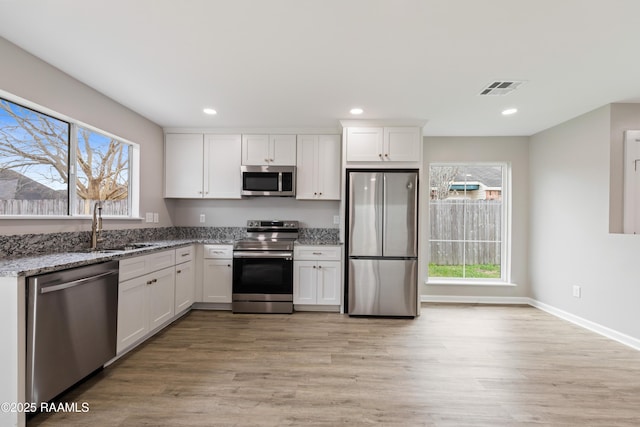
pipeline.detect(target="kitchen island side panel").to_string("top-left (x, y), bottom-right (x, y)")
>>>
top-left (0, 276), bottom-right (26, 427)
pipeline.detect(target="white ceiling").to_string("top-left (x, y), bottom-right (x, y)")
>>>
top-left (1, 0), bottom-right (640, 136)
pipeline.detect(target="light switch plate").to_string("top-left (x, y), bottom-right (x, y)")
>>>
top-left (153, 213), bottom-right (159, 223)
top-left (333, 215), bottom-right (340, 225)
top-left (145, 212), bottom-right (153, 223)
top-left (199, 214), bottom-right (205, 223)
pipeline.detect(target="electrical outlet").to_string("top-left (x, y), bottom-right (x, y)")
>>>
top-left (153, 213), bottom-right (159, 223)
top-left (199, 214), bottom-right (205, 223)
top-left (572, 285), bottom-right (581, 298)
top-left (333, 215), bottom-right (340, 225)
top-left (145, 212), bottom-right (153, 223)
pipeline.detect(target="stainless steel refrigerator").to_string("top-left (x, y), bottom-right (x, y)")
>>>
top-left (346, 170), bottom-right (418, 317)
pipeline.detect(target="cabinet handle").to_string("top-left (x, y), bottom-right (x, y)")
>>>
top-left (379, 153), bottom-right (383, 158)
top-left (181, 253), bottom-right (189, 257)
top-left (177, 270), bottom-right (182, 274)
top-left (313, 265), bottom-right (316, 269)
top-left (269, 158), bottom-right (274, 162)
top-left (264, 158), bottom-right (269, 162)
top-left (146, 278), bottom-right (157, 285)
top-left (313, 192), bottom-right (317, 195)
top-left (227, 264), bottom-right (231, 267)
top-left (384, 153), bottom-right (389, 158)
top-left (319, 192), bottom-right (322, 195)
top-left (312, 252), bottom-right (322, 255)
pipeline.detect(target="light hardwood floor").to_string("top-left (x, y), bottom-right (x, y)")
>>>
top-left (29, 304), bottom-right (640, 426)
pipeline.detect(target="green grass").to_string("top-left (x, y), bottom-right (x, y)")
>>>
top-left (428, 263), bottom-right (501, 279)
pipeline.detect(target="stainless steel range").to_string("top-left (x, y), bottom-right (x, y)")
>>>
top-left (232, 220), bottom-right (299, 313)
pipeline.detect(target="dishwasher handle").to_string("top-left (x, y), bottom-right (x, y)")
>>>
top-left (40, 270), bottom-right (119, 294)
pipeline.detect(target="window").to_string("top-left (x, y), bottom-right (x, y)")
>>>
top-left (0, 96), bottom-right (138, 217)
top-left (428, 163), bottom-right (509, 282)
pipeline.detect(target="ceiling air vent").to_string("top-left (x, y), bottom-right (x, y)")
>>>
top-left (479, 80), bottom-right (525, 96)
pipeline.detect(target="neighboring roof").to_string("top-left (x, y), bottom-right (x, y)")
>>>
top-left (0, 169), bottom-right (66, 200)
top-left (453, 167), bottom-right (502, 189)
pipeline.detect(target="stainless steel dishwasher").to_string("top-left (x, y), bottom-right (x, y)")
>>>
top-left (26, 261), bottom-right (119, 405)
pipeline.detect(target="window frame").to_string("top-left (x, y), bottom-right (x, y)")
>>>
top-left (426, 162), bottom-right (512, 286)
top-left (0, 90), bottom-right (140, 220)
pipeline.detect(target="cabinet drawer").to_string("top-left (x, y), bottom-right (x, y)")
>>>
top-left (175, 245), bottom-right (194, 263)
top-left (294, 245), bottom-right (341, 261)
top-left (147, 250), bottom-right (176, 272)
top-left (119, 255), bottom-right (150, 282)
top-left (204, 244), bottom-right (233, 259)
top-left (119, 249), bottom-right (176, 282)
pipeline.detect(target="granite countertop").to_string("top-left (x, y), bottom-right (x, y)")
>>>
top-left (295, 239), bottom-right (343, 246)
top-left (0, 235), bottom-right (342, 278)
top-left (0, 239), bottom-right (231, 278)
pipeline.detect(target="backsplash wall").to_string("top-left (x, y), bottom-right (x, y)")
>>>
top-left (0, 226), bottom-right (340, 258)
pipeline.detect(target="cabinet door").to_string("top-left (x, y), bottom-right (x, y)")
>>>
top-left (294, 261), bottom-right (318, 304)
top-left (205, 134), bottom-right (242, 198)
top-left (117, 275), bottom-right (149, 354)
top-left (147, 267), bottom-right (176, 331)
top-left (384, 127), bottom-right (421, 162)
top-left (317, 261), bottom-right (341, 305)
top-left (269, 134), bottom-right (297, 165)
top-left (203, 259), bottom-right (233, 303)
top-left (174, 260), bottom-right (195, 314)
top-left (241, 134), bottom-right (270, 165)
top-left (165, 133), bottom-right (204, 197)
top-left (317, 135), bottom-right (341, 199)
top-left (346, 127), bottom-right (384, 162)
top-left (295, 135), bottom-right (318, 200)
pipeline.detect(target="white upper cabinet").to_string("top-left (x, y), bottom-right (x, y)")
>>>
top-left (242, 134), bottom-right (296, 166)
top-left (296, 134), bottom-right (341, 200)
top-left (204, 134), bottom-right (242, 198)
top-left (164, 133), bottom-right (241, 199)
top-left (165, 133), bottom-right (204, 198)
top-left (345, 126), bottom-right (421, 163)
top-left (345, 127), bottom-right (384, 162)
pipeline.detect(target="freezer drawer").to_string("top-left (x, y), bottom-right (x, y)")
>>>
top-left (348, 258), bottom-right (417, 317)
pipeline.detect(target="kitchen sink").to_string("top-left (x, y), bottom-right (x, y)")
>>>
top-left (79, 243), bottom-right (158, 254)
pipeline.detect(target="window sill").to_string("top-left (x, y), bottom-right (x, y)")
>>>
top-left (425, 279), bottom-right (516, 287)
top-left (0, 215), bottom-right (144, 221)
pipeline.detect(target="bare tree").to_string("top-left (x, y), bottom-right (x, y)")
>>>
top-left (0, 99), bottom-right (128, 214)
top-left (429, 166), bottom-right (459, 200)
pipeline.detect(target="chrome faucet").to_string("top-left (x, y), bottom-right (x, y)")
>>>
top-left (91, 201), bottom-right (103, 250)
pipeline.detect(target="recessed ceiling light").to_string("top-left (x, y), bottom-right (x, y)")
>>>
top-left (350, 108), bottom-right (364, 115)
top-left (203, 108), bottom-right (217, 115)
top-left (502, 108), bottom-right (518, 116)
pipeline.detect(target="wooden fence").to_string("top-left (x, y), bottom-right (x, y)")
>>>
top-left (0, 199), bottom-right (128, 216)
top-left (429, 199), bottom-right (502, 265)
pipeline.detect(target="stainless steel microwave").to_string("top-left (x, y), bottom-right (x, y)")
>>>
top-left (241, 165), bottom-right (296, 197)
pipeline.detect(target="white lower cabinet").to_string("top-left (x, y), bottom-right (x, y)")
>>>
top-left (117, 265), bottom-right (175, 354)
top-left (117, 249), bottom-right (179, 354)
top-left (293, 245), bottom-right (342, 308)
top-left (174, 245), bottom-right (195, 314)
top-left (202, 244), bottom-right (233, 303)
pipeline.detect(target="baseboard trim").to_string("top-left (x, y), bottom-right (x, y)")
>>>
top-left (420, 295), bottom-right (640, 352)
top-left (529, 299), bottom-right (640, 352)
top-left (421, 295), bottom-right (531, 305)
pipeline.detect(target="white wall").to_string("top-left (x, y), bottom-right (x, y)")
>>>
top-left (0, 37), bottom-right (168, 235)
top-left (169, 198), bottom-right (340, 228)
top-left (529, 104), bottom-right (640, 341)
top-left (422, 136), bottom-right (530, 299)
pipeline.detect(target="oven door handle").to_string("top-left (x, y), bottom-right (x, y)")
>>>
top-left (233, 251), bottom-right (293, 259)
